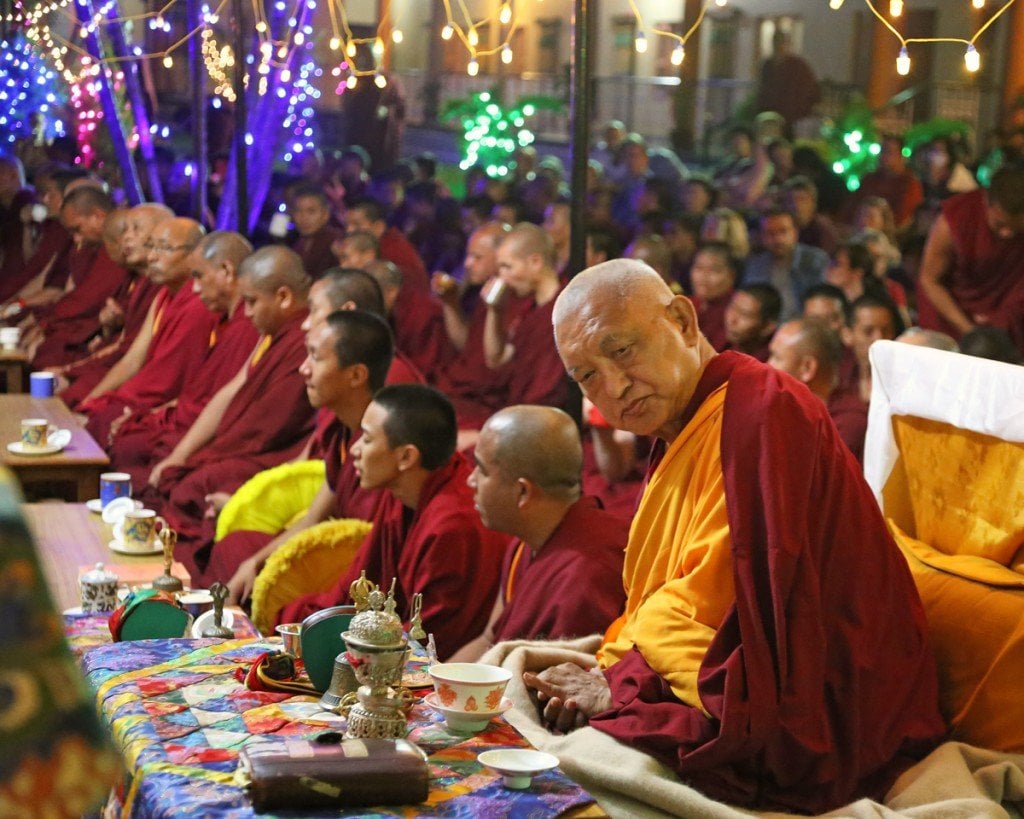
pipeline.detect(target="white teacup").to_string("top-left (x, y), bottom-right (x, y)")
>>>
top-left (428, 663), bottom-right (512, 714)
top-left (0, 326), bottom-right (20, 350)
top-left (20, 418), bottom-right (49, 451)
top-left (113, 509), bottom-right (166, 552)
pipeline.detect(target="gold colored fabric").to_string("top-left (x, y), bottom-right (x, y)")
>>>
top-left (599, 385), bottom-right (734, 713)
top-left (215, 460), bottom-right (326, 542)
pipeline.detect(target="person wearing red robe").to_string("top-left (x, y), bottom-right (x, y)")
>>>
top-left (144, 247), bottom-right (315, 578)
top-left (917, 165), bottom-right (1024, 357)
top-left (689, 242), bottom-right (737, 353)
top-left (723, 283), bottom-right (779, 363)
top-left (345, 199), bottom-right (429, 292)
top-left (0, 156), bottom-right (34, 289)
top-left (285, 185), bottom-right (346, 279)
top-left (524, 261), bottom-right (945, 814)
top-left (848, 135), bottom-right (924, 229)
top-left (450, 406), bottom-right (627, 662)
top-left (109, 231), bottom-right (259, 477)
top-left (215, 310), bottom-right (396, 596)
top-left (483, 223), bottom-right (567, 416)
top-left (367, 259), bottom-right (448, 377)
top-left (276, 385), bottom-right (507, 661)
top-left (0, 217), bottom-right (72, 305)
top-left (78, 218), bottom-right (215, 447)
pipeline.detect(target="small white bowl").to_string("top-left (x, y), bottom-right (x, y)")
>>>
top-left (424, 691), bottom-right (512, 733)
top-left (477, 749), bottom-right (559, 789)
top-left (101, 496), bottom-right (140, 525)
top-left (428, 662), bottom-right (512, 713)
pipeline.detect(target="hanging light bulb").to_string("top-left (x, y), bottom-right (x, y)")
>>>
top-left (671, 42), bottom-right (684, 66)
top-left (256, 20), bottom-right (268, 32)
top-left (634, 30), bottom-right (647, 53)
top-left (280, 68), bottom-right (291, 82)
top-left (346, 73), bottom-right (357, 89)
top-left (468, 28), bottom-right (479, 47)
top-left (972, 0), bottom-right (985, 7)
top-left (829, 0), bottom-right (844, 8)
top-left (391, 28), bottom-right (403, 43)
top-left (346, 41), bottom-right (356, 58)
top-left (162, 54), bottom-right (173, 68)
top-left (467, 57), bottom-right (479, 76)
top-left (889, 0), bottom-right (903, 16)
top-left (501, 43), bottom-right (513, 64)
top-left (896, 45), bottom-right (910, 75)
top-left (964, 43), bottom-right (980, 72)
top-left (329, 36), bottom-right (340, 50)
top-left (441, 24), bottom-right (453, 40)
top-left (371, 37), bottom-right (384, 58)
top-left (714, 0), bottom-right (727, 6)
top-left (499, 2), bottom-right (512, 25)
top-left (374, 72), bottom-right (386, 88)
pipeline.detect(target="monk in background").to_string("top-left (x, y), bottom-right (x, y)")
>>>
top-left (522, 260), bottom-right (944, 813)
top-left (451, 405), bottom-right (627, 661)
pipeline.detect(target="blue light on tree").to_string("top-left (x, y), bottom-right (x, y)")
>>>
top-left (0, 33), bottom-right (66, 147)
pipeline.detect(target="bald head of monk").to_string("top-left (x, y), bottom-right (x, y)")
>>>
top-left (464, 221), bottom-right (510, 286)
top-left (768, 318), bottom-right (842, 401)
top-left (470, 404), bottom-right (583, 547)
top-left (496, 222), bottom-right (558, 300)
top-left (60, 185), bottom-right (115, 246)
top-left (189, 231), bottom-right (253, 313)
top-left (146, 217), bottom-right (204, 290)
top-left (365, 259), bottom-right (402, 313)
top-left (121, 202), bottom-right (174, 270)
top-left (237, 245), bottom-right (311, 336)
top-left (102, 210), bottom-right (129, 265)
top-left (333, 230), bottom-right (379, 271)
top-left (553, 259), bottom-right (715, 441)
top-left (302, 266), bottom-right (386, 332)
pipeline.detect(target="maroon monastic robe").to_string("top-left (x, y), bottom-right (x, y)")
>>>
top-left (0, 188), bottom-right (35, 287)
top-left (277, 454), bottom-right (506, 660)
top-left (109, 300), bottom-right (259, 473)
top-left (491, 496), bottom-right (627, 644)
top-left (917, 189), bottom-right (1024, 356)
top-left (505, 294), bottom-right (568, 409)
top-left (0, 218), bottom-right (72, 301)
top-left (81, 285), bottom-right (220, 447)
top-left (32, 245), bottom-right (130, 368)
top-left (590, 352), bottom-right (945, 813)
top-left (693, 291), bottom-right (732, 352)
top-left (391, 285), bottom-right (448, 377)
top-left (827, 388), bottom-right (868, 465)
top-left (379, 226), bottom-right (429, 292)
top-left (289, 223), bottom-right (346, 279)
top-left (157, 313), bottom-right (315, 578)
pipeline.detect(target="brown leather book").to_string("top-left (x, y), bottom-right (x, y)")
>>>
top-left (237, 733), bottom-right (429, 811)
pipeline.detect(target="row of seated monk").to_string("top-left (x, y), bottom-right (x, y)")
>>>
top-left (3, 175), bottom-right (1022, 813)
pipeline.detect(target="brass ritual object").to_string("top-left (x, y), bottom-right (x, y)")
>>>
top-left (201, 582), bottom-right (234, 638)
top-left (151, 525), bottom-right (183, 593)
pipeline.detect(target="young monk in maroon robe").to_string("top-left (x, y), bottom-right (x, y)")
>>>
top-left (218, 310), bottom-right (397, 597)
top-left (482, 223), bottom-right (567, 416)
top-left (917, 164), bottom-right (1024, 357)
top-left (276, 385), bottom-right (507, 661)
top-left (145, 246), bottom-right (315, 579)
top-left (522, 261), bottom-right (945, 814)
top-left (109, 231), bottom-right (259, 477)
top-left (56, 204), bottom-right (171, 405)
top-left (345, 198), bottom-right (429, 292)
top-left (723, 283), bottom-right (780, 362)
top-left (286, 185), bottom-right (346, 279)
top-left (28, 188), bottom-right (131, 368)
top-left (689, 241), bottom-right (736, 353)
top-left (79, 218), bottom-right (217, 446)
top-left (367, 258), bottom-right (448, 377)
top-left (450, 405), bottom-right (627, 662)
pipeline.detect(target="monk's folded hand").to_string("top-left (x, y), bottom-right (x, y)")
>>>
top-left (226, 557), bottom-right (259, 606)
top-left (523, 663), bottom-right (612, 733)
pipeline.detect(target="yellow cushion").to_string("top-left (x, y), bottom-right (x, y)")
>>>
top-left (891, 415), bottom-right (1024, 569)
top-left (250, 517), bottom-right (371, 634)
top-left (215, 460), bottom-right (326, 542)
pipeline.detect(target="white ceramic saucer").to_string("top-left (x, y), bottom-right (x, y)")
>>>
top-left (7, 441), bottom-right (64, 456)
top-left (100, 496), bottom-right (144, 524)
top-left (477, 749), bottom-right (560, 789)
top-left (424, 692), bottom-right (512, 733)
top-left (108, 538), bottom-right (162, 556)
top-left (87, 497), bottom-right (143, 514)
top-left (48, 428), bottom-right (72, 448)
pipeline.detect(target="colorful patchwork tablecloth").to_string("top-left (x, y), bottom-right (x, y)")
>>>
top-left (82, 638), bottom-right (595, 818)
top-left (64, 611), bottom-right (260, 658)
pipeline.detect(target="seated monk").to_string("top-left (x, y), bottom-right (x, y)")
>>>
top-left (108, 231), bottom-right (259, 478)
top-left (286, 184), bottom-right (346, 279)
top-left (79, 218), bottom-right (217, 447)
top-left (722, 282), bottom-right (779, 362)
top-left (56, 203), bottom-right (170, 404)
top-left (276, 385), bottom-right (507, 660)
top-left (26, 188), bottom-right (131, 368)
top-left (768, 318), bottom-right (868, 463)
top-left (450, 405), bottom-right (627, 661)
top-left (519, 260), bottom-right (945, 813)
top-left (218, 310), bottom-right (396, 597)
top-left (145, 247), bottom-right (315, 579)
top-left (343, 197), bottom-right (429, 292)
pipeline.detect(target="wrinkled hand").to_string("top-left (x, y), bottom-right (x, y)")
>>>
top-left (522, 663), bottom-right (612, 733)
top-left (226, 557), bottom-right (260, 606)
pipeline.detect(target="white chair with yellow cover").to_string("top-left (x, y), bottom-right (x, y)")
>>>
top-left (864, 339), bottom-right (1024, 752)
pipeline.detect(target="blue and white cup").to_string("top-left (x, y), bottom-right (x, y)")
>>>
top-left (100, 472), bottom-right (132, 508)
top-left (29, 371), bottom-right (56, 398)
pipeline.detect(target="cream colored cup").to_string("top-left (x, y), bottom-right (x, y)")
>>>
top-left (0, 326), bottom-right (20, 350)
top-left (113, 509), bottom-right (166, 551)
top-left (20, 418), bottom-right (49, 451)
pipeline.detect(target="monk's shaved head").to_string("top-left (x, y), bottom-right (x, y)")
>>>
top-left (319, 267), bottom-right (386, 317)
top-left (102, 210), bottom-right (128, 265)
top-left (501, 222), bottom-right (557, 268)
top-left (147, 217), bottom-right (205, 286)
top-left (482, 405), bottom-right (582, 502)
top-left (131, 202), bottom-right (175, 224)
top-left (553, 259), bottom-right (673, 337)
top-left (123, 202), bottom-right (175, 268)
top-left (238, 245), bottom-right (311, 297)
top-left (473, 220), bottom-right (511, 248)
top-left (62, 185), bottom-right (114, 216)
top-left (164, 216), bottom-right (205, 248)
top-left (198, 230), bottom-right (253, 267)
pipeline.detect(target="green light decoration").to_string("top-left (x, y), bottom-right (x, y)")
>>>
top-left (441, 87), bottom-right (564, 176)
top-left (821, 94), bottom-right (880, 192)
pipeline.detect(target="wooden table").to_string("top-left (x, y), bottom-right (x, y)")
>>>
top-left (0, 348), bottom-right (28, 393)
top-left (0, 395), bottom-right (109, 501)
top-left (23, 502), bottom-right (164, 611)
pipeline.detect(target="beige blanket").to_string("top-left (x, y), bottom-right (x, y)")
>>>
top-left (481, 638), bottom-right (1024, 819)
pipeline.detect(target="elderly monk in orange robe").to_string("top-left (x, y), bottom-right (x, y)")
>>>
top-left (217, 310), bottom-right (396, 597)
top-left (521, 260), bottom-right (946, 814)
top-left (109, 231), bottom-right (259, 477)
top-left (450, 405), bottom-right (627, 662)
top-left (56, 203), bottom-right (170, 405)
top-left (145, 247), bottom-right (315, 579)
top-left (79, 218), bottom-right (217, 446)
top-left (276, 385), bottom-right (507, 661)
